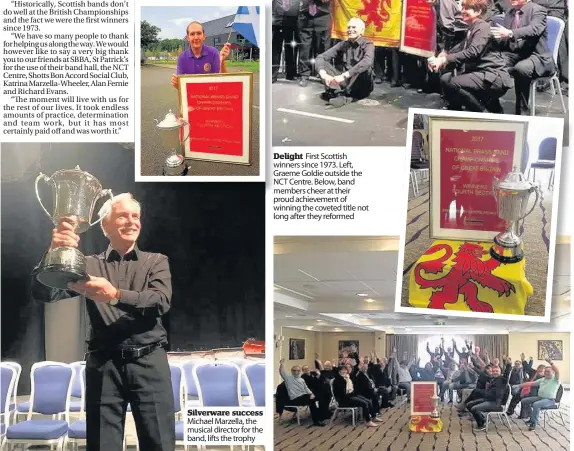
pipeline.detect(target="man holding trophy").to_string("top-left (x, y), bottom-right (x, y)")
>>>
top-left (31, 182), bottom-right (175, 451)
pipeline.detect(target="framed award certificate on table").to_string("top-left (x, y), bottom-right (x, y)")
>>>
top-left (428, 118), bottom-right (528, 241)
top-left (178, 72), bottom-right (253, 165)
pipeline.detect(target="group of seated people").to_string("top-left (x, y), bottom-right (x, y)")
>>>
top-left (276, 338), bottom-right (562, 432)
top-left (301, 0), bottom-right (564, 114)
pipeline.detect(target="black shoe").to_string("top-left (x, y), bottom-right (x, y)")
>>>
top-left (528, 424), bottom-right (536, 431)
top-left (374, 77), bottom-right (383, 84)
top-left (272, 78), bottom-right (277, 84)
top-left (329, 96), bottom-right (353, 108)
top-left (320, 90), bottom-right (337, 102)
top-left (299, 78), bottom-right (308, 87)
top-left (473, 424), bottom-right (486, 431)
top-left (312, 421), bottom-right (325, 427)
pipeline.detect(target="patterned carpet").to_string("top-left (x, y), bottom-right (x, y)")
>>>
top-left (400, 171), bottom-right (555, 317)
top-left (274, 397), bottom-right (570, 451)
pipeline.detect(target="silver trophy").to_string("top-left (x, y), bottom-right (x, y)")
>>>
top-left (490, 167), bottom-right (540, 264)
top-left (430, 394), bottom-right (440, 418)
top-left (35, 166), bottom-right (113, 289)
top-left (155, 110), bottom-right (189, 176)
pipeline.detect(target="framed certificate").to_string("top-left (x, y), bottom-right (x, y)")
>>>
top-left (400, 0), bottom-right (437, 57)
top-left (178, 72), bottom-right (253, 165)
top-left (428, 117), bottom-right (528, 241)
top-left (410, 381), bottom-right (437, 416)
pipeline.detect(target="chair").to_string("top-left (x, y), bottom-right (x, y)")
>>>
top-left (527, 137), bottom-right (557, 189)
top-left (193, 362), bottom-right (241, 407)
top-left (182, 360), bottom-right (209, 407)
top-left (2, 362), bottom-right (21, 424)
top-left (328, 380), bottom-right (360, 426)
top-left (530, 16), bottom-right (567, 115)
top-left (66, 366), bottom-right (86, 451)
top-left (5, 361), bottom-right (73, 451)
top-left (243, 363), bottom-right (265, 407)
top-left (485, 385), bottom-right (512, 432)
top-left (1, 364), bottom-right (17, 448)
top-left (229, 359), bottom-right (252, 406)
top-left (491, 14), bottom-right (505, 26)
top-left (410, 130), bottom-right (430, 197)
top-left (282, 405), bottom-right (309, 425)
top-left (68, 361), bottom-right (86, 415)
top-left (541, 384), bottom-right (565, 428)
top-left (67, 366), bottom-right (128, 451)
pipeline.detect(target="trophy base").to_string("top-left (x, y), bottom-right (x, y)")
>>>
top-left (162, 155), bottom-right (188, 176)
top-left (36, 265), bottom-right (89, 290)
top-left (490, 238), bottom-right (524, 264)
top-left (36, 247), bottom-right (89, 290)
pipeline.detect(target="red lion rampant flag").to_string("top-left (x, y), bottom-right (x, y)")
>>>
top-left (331, 0), bottom-right (402, 47)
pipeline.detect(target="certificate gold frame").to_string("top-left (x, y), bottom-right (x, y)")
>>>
top-left (428, 117), bottom-right (528, 241)
top-left (178, 72), bottom-right (254, 165)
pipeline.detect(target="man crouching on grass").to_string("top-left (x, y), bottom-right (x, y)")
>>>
top-left (314, 18), bottom-right (375, 108)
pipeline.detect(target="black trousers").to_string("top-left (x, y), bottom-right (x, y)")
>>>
top-left (319, 60), bottom-right (374, 100)
top-left (462, 389), bottom-right (486, 410)
top-left (86, 347), bottom-right (175, 451)
top-left (272, 19), bottom-right (299, 80)
top-left (502, 52), bottom-right (555, 114)
top-left (375, 47), bottom-right (400, 84)
top-left (441, 71), bottom-right (508, 112)
top-left (298, 15), bottom-right (331, 78)
top-left (290, 394), bottom-right (321, 423)
top-left (340, 395), bottom-right (373, 422)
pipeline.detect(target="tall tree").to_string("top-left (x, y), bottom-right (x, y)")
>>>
top-left (141, 20), bottom-right (161, 49)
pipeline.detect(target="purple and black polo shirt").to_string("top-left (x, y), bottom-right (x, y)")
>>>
top-left (176, 45), bottom-right (221, 75)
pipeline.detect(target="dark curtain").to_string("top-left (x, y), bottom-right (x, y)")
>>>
top-left (1, 143), bottom-right (265, 394)
top-left (474, 335), bottom-right (508, 361)
top-left (386, 335), bottom-right (418, 363)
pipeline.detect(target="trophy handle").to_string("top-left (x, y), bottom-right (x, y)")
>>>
top-left (521, 185), bottom-right (540, 219)
top-left (89, 189), bottom-right (114, 227)
top-left (35, 173), bottom-right (54, 221)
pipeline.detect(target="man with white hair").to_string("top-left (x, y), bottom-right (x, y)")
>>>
top-left (32, 193), bottom-right (174, 451)
top-left (314, 17), bottom-right (375, 107)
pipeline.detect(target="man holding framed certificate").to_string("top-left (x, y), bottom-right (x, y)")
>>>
top-left (170, 21), bottom-right (231, 88)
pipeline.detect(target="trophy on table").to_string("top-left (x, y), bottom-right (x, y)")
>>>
top-left (155, 109), bottom-right (189, 176)
top-left (430, 394), bottom-right (440, 418)
top-left (490, 167), bottom-right (540, 264)
top-left (35, 166), bottom-right (113, 290)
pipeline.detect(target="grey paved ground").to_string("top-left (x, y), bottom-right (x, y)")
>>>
top-left (140, 64), bottom-right (260, 177)
top-left (274, 396), bottom-right (570, 451)
top-left (272, 78), bottom-right (569, 147)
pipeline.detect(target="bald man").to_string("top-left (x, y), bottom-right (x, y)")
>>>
top-left (314, 18), bottom-right (375, 107)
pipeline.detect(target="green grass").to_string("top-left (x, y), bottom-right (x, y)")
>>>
top-left (145, 59), bottom-right (259, 72)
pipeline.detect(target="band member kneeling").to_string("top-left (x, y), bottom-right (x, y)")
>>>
top-left (315, 18), bottom-right (375, 108)
top-left (428, 0), bottom-right (512, 113)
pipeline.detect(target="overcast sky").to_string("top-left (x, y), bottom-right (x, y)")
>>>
top-left (141, 6), bottom-right (237, 40)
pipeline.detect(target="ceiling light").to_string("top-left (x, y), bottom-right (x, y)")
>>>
top-left (316, 319), bottom-right (323, 323)
top-left (365, 298), bottom-right (375, 303)
top-left (333, 328), bottom-right (342, 332)
top-left (356, 293), bottom-right (369, 297)
top-left (306, 326), bottom-right (314, 330)
top-left (285, 315), bottom-right (292, 318)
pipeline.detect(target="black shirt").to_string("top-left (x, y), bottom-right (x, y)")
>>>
top-left (315, 36), bottom-right (375, 78)
top-left (32, 245), bottom-right (172, 350)
top-left (446, 18), bottom-right (511, 85)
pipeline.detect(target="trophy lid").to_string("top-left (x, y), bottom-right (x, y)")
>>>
top-left (496, 166), bottom-right (533, 191)
top-left (156, 110), bottom-right (186, 129)
top-left (165, 154), bottom-right (184, 168)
